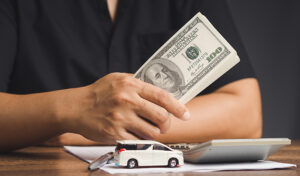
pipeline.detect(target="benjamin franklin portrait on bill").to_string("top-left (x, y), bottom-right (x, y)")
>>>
top-left (141, 59), bottom-right (185, 99)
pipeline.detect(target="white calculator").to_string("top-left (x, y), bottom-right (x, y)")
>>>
top-left (169, 138), bottom-right (291, 163)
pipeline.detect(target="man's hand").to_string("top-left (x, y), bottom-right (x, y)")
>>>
top-left (59, 73), bottom-right (190, 144)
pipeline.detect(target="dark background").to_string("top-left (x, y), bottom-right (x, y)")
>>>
top-left (227, 0), bottom-right (300, 138)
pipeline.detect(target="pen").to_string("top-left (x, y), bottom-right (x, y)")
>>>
top-left (88, 152), bottom-right (114, 171)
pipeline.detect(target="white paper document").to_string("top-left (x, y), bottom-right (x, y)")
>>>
top-left (64, 146), bottom-right (296, 174)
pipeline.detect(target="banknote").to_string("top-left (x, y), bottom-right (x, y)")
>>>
top-left (134, 12), bottom-right (240, 104)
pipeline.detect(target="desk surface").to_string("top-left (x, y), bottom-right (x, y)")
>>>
top-left (0, 141), bottom-right (299, 176)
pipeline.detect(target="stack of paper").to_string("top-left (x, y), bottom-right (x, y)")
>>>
top-left (64, 146), bottom-right (296, 174)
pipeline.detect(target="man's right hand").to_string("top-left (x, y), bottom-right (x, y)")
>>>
top-left (58, 73), bottom-right (190, 144)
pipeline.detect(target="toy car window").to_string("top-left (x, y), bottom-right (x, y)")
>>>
top-left (137, 144), bottom-right (151, 150)
top-left (125, 144), bottom-right (137, 150)
top-left (116, 144), bottom-right (137, 150)
top-left (153, 144), bottom-right (171, 151)
top-left (116, 143), bottom-right (123, 150)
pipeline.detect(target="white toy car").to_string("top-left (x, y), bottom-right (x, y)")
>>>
top-left (113, 140), bottom-right (184, 168)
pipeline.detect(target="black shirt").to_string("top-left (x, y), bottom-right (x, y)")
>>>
top-left (0, 0), bottom-right (255, 94)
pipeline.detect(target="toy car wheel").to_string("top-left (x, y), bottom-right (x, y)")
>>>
top-left (127, 159), bottom-right (138, 168)
top-left (168, 158), bottom-right (178, 168)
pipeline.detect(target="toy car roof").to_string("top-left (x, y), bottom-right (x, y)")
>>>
top-left (116, 140), bottom-right (162, 145)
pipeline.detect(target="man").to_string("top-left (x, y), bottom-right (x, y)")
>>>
top-left (0, 0), bottom-right (262, 151)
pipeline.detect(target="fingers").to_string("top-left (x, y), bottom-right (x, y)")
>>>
top-left (117, 129), bottom-right (140, 140)
top-left (42, 136), bottom-right (62, 147)
top-left (126, 116), bottom-right (161, 140)
top-left (113, 75), bottom-right (189, 121)
top-left (85, 73), bottom-right (190, 144)
top-left (135, 98), bottom-right (171, 133)
top-left (137, 80), bottom-right (190, 120)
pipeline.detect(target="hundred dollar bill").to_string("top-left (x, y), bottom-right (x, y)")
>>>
top-left (134, 12), bottom-right (240, 104)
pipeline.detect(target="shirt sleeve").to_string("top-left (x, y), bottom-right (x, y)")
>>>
top-left (179, 0), bottom-right (256, 94)
top-left (0, 0), bottom-right (17, 92)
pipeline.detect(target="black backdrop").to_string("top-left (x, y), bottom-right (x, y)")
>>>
top-left (227, 0), bottom-right (300, 138)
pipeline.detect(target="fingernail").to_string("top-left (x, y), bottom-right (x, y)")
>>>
top-left (182, 111), bottom-right (190, 120)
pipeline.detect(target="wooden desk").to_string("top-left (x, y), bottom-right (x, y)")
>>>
top-left (0, 141), bottom-right (299, 176)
